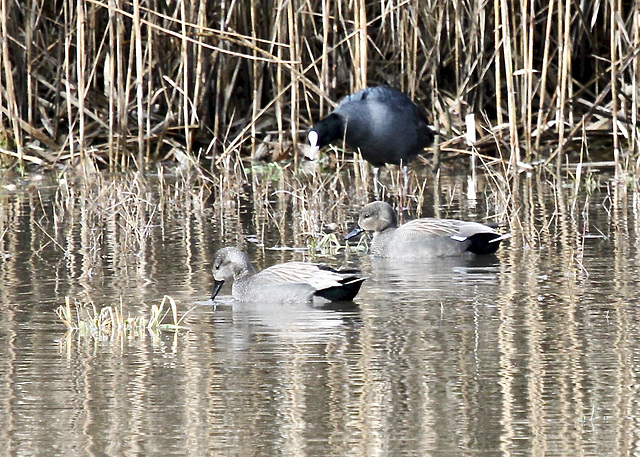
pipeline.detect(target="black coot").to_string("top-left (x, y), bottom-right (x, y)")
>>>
top-left (308, 86), bottom-right (435, 167)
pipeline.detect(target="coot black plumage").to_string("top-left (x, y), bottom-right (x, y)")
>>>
top-left (308, 86), bottom-right (435, 167)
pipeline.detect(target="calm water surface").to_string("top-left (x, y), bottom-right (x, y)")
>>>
top-left (1, 165), bottom-right (639, 456)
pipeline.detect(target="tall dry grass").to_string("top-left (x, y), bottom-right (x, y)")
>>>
top-left (0, 0), bottom-right (638, 173)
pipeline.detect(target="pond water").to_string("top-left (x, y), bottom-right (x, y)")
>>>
top-left (1, 162), bottom-right (640, 456)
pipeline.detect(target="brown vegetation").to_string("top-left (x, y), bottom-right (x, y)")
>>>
top-left (0, 1), bottom-right (639, 173)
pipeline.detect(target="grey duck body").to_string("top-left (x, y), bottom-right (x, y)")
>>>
top-left (346, 202), bottom-right (510, 258)
top-left (211, 247), bottom-right (365, 303)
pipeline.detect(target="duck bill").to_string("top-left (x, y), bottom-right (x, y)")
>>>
top-left (345, 226), bottom-right (364, 240)
top-left (211, 280), bottom-right (225, 301)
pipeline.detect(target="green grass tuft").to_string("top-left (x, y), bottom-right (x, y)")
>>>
top-left (56, 295), bottom-right (194, 342)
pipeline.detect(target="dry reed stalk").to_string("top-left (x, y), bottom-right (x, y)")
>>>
top-left (634, 6), bottom-right (640, 168)
top-left (1, 0), bottom-right (23, 166)
top-left (250, 0), bottom-right (258, 158)
top-left (192, 3), bottom-right (207, 130)
top-left (132, 0), bottom-right (144, 163)
top-left (493, 0), bottom-right (503, 128)
top-left (25, 0), bottom-right (34, 126)
top-left (534, 0), bottom-right (555, 153)
top-left (181, 1), bottom-right (196, 160)
top-left (287, 0), bottom-right (299, 163)
top-left (555, 0), bottom-right (571, 175)
top-left (76, 0), bottom-right (86, 162)
top-left (274, 2), bottom-right (285, 149)
top-left (106, 1), bottom-right (116, 165)
top-left (115, 0), bottom-right (127, 167)
top-left (521, 0), bottom-right (534, 155)
top-left (106, 5), bottom-right (115, 166)
top-left (63, 1), bottom-right (75, 163)
top-left (355, 0), bottom-right (367, 90)
top-left (320, 0), bottom-right (331, 115)
top-left (610, 0), bottom-right (620, 176)
top-left (499, 0), bottom-right (520, 169)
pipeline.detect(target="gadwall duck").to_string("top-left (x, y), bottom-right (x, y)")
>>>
top-left (308, 86), bottom-right (434, 167)
top-left (211, 247), bottom-right (366, 303)
top-left (346, 202), bottom-right (510, 258)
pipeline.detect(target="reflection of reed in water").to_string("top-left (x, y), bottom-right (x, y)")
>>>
top-left (0, 169), bottom-right (213, 306)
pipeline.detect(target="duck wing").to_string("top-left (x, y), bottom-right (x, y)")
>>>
top-left (397, 218), bottom-right (498, 240)
top-left (395, 218), bottom-right (464, 240)
top-left (258, 262), bottom-right (358, 291)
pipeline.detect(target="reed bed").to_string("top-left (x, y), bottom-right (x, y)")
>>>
top-left (0, 1), bottom-right (638, 175)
